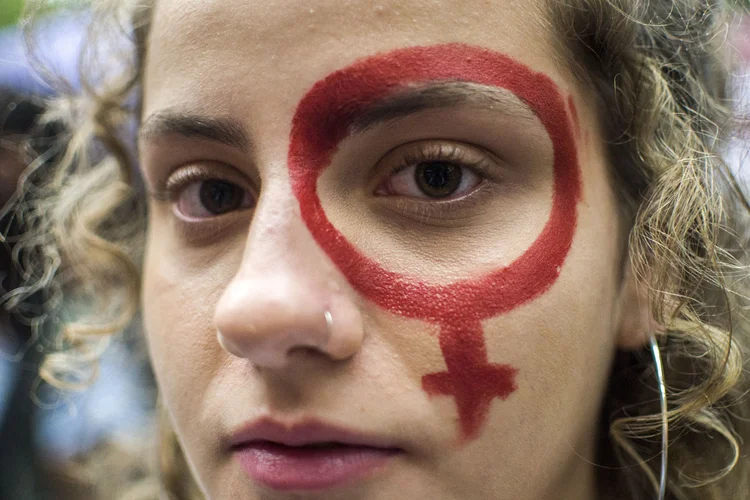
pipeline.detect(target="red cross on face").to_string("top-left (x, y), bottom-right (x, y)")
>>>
top-left (289, 44), bottom-right (582, 442)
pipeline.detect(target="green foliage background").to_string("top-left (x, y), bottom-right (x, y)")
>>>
top-left (0, 1), bottom-right (93, 28)
top-left (0, 0), bottom-right (25, 28)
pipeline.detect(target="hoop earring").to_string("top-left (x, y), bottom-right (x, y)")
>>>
top-left (649, 335), bottom-right (668, 500)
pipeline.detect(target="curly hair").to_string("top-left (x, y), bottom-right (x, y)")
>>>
top-left (4, 0), bottom-right (750, 499)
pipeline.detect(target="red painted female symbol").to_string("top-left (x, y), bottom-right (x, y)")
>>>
top-left (288, 44), bottom-right (581, 442)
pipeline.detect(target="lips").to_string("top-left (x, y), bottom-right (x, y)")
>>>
top-left (230, 418), bottom-right (403, 491)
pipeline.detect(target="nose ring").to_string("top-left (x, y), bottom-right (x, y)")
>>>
top-left (216, 328), bottom-right (238, 357)
top-left (322, 310), bottom-right (333, 349)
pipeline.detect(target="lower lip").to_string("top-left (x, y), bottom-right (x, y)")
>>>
top-left (235, 442), bottom-right (400, 491)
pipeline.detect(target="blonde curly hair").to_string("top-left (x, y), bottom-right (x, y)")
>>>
top-left (3, 0), bottom-right (750, 499)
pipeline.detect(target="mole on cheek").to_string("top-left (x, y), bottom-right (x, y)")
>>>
top-left (288, 44), bottom-right (582, 443)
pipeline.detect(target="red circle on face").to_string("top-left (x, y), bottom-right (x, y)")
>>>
top-left (289, 44), bottom-right (581, 324)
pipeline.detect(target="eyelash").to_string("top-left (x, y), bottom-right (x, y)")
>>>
top-left (150, 165), bottom-right (226, 202)
top-left (387, 142), bottom-right (493, 180)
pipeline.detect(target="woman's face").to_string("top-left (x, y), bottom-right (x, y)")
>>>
top-left (139, 1), bottom-right (637, 499)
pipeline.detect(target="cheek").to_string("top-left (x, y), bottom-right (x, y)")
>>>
top-left (498, 147), bottom-right (623, 412)
top-left (473, 227), bottom-right (621, 470)
top-left (354, 307), bottom-right (477, 448)
top-left (486, 273), bottom-right (619, 407)
top-left (141, 222), bottom-right (227, 421)
top-left (362, 308), bottom-right (444, 390)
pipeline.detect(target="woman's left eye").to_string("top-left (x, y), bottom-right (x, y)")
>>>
top-left (374, 142), bottom-right (489, 201)
top-left (378, 161), bottom-right (482, 200)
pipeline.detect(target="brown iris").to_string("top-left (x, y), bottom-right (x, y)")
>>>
top-left (415, 162), bottom-right (463, 198)
top-left (199, 180), bottom-right (245, 214)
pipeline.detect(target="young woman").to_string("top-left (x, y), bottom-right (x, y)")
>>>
top-left (9, 0), bottom-right (750, 499)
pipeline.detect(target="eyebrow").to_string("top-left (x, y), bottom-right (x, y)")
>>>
top-left (138, 81), bottom-right (537, 152)
top-left (138, 112), bottom-right (251, 154)
top-left (348, 81), bottom-right (538, 134)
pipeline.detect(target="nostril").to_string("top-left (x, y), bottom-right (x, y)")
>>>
top-left (288, 345), bottom-right (328, 360)
top-left (295, 346), bottom-right (323, 356)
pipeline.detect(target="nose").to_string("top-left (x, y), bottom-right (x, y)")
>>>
top-left (213, 195), bottom-right (364, 370)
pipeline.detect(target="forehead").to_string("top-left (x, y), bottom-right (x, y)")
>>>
top-left (149, 0), bottom-right (552, 46)
top-left (143, 0), bottom-right (562, 120)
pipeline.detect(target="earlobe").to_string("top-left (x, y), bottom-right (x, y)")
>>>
top-left (616, 264), bottom-right (661, 350)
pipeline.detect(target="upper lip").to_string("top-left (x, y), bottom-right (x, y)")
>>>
top-left (228, 417), bottom-right (403, 450)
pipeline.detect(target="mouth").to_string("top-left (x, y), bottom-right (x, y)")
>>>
top-left (230, 418), bottom-right (404, 491)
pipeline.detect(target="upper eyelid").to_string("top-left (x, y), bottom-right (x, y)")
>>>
top-left (148, 163), bottom-right (256, 202)
top-left (379, 141), bottom-right (501, 180)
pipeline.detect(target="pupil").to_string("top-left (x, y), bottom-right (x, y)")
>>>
top-left (200, 181), bottom-right (242, 214)
top-left (416, 162), bottom-right (462, 198)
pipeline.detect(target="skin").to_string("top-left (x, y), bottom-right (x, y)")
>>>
top-left (138, 0), bottom-right (646, 498)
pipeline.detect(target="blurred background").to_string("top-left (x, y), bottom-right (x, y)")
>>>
top-left (1, 2), bottom-right (156, 500)
top-left (0, 0), bottom-right (23, 28)
top-left (1, 1), bottom-right (750, 500)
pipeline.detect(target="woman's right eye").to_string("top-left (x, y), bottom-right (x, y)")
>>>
top-left (175, 179), bottom-right (255, 220)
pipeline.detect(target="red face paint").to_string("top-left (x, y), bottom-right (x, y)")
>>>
top-left (288, 44), bottom-right (581, 442)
